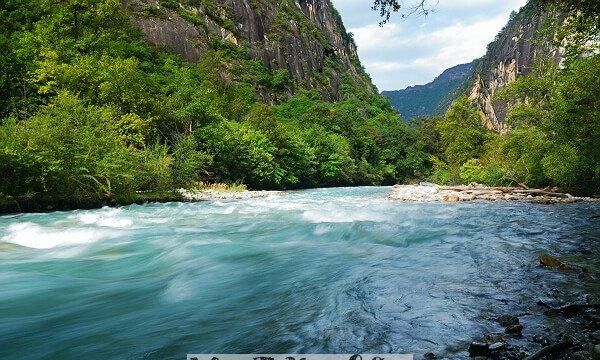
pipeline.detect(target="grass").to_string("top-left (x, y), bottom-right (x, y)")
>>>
top-left (190, 181), bottom-right (248, 192)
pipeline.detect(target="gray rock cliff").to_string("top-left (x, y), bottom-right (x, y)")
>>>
top-left (468, 4), bottom-right (562, 132)
top-left (124, 0), bottom-right (375, 101)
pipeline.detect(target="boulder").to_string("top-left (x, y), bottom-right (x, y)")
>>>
top-left (497, 314), bottom-right (520, 327)
top-left (505, 324), bottom-right (523, 336)
top-left (469, 342), bottom-right (490, 357)
top-left (489, 342), bottom-right (508, 352)
top-left (443, 194), bottom-right (461, 202)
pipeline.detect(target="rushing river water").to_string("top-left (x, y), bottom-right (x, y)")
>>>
top-left (1, 187), bottom-right (599, 360)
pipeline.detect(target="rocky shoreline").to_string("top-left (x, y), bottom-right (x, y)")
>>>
top-left (178, 188), bottom-right (281, 201)
top-left (420, 253), bottom-right (600, 360)
top-left (389, 183), bottom-right (597, 204)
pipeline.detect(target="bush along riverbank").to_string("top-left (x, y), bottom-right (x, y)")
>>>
top-left (0, 191), bottom-right (184, 215)
top-left (0, 183), bottom-right (258, 214)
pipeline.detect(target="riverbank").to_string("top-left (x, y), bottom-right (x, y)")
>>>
top-left (2, 183), bottom-right (598, 215)
top-left (178, 188), bottom-right (281, 201)
top-left (0, 188), bottom-right (283, 215)
top-left (0, 191), bottom-right (184, 215)
top-left (389, 183), bottom-right (597, 204)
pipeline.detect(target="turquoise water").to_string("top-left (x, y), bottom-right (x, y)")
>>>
top-left (1, 187), bottom-right (599, 359)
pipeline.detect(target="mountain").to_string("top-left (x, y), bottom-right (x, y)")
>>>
top-left (467, 3), bottom-right (563, 132)
top-left (382, 61), bottom-right (475, 121)
top-left (125, 0), bottom-right (376, 102)
top-left (1, 0), bottom-right (428, 212)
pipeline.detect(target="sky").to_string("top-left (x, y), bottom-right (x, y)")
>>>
top-left (330, 0), bottom-right (527, 91)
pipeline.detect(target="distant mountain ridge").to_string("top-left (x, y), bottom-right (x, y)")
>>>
top-left (382, 61), bottom-right (475, 121)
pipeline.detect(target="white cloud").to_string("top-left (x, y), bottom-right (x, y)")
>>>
top-left (331, 0), bottom-right (527, 90)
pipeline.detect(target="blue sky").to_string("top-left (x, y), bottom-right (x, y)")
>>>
top-left (330, 0), bottom-right (527, 91)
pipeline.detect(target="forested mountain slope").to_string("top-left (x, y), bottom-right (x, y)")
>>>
top-left (382, 62), bottom-right (474, 121)
top-left (0, 0), bottom-right (428, 212)
top-left (411, 0), bottom-right (600, 195)
top-left (126, 0), bottom-right (375, 102)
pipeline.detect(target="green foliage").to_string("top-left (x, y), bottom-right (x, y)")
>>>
top-left (436, 97), bottom-right (488, 170)
top-left (193, 120), bottom-right (284, 189)
top-left (171, 136), bottom-right (213, 189)
top-left (0, 92), bottom-right (172, 201)
top-left (0, 0), bottom-right (436, 210)
top-left (413, 50), bottom-right (600, 195)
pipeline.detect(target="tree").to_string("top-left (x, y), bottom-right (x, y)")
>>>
top-left (535, 0), bottom-right (600, 20)
top-left (372, 0), bottom-right (434, 24)
top-left (436, 97), bottom-right (487, 170)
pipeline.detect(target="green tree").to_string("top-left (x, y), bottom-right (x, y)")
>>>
top-left (437, 97), bottom-right (487, 170)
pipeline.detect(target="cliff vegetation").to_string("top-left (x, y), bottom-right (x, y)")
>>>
top-left (411, 0), bottom-right (600, 195)
top-left (0, 0), bottom-right (428, 212)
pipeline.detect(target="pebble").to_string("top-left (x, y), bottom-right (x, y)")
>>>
top-left (388, 184), bottom-right (590, 203)
top-left (179, 189), bottom-right (280, 201)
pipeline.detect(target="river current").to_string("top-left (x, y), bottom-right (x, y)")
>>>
top-left (1, 187), bottom-right (599, 359)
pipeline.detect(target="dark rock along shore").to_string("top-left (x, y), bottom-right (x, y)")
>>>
top-left (423, 249), bottom-right (600, 360)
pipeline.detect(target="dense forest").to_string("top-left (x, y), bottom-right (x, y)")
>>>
top-left (0, 0), bottom-right (430, 211)
top-left (0, 0), bottom-right (598, 212)
top-left (414, 0), bottom-right (600, 196)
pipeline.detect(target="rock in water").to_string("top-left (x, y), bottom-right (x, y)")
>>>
top-left (489, 342), bottom-right (507, 353)
top-left (497, 314), bottom-right (520, 327)
top-left (505, 324), bottom-right (523, 336)
top-left (469, 342), bottom-right (490, 357)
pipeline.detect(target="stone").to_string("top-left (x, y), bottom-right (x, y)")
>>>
top-left (469, 342), bottom-right (490, 357)
top-left (443, 194), bottom-right (460, 202)
top-left (532, 335), bottom-right (551, 346)
top-left (423, 352), bottom-right (437, 359)
top-left (483, 333), bottom-right (505, 343)
top-left (497, 314), bottom-right (520, 327)
top-left (489, 342), bottom-right (507, 352)
top-left (505, 324), bottom-right (523, 336)
top-left (593, 344), bottom-right (600, 360)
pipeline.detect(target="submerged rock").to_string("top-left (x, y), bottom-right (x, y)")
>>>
top-left (498, 314), bottom-right (520, 327)
top-left (469, 342), bottom-right (490, 357)
top-left (505, 324), bottom-right (524, 336)
top-left (489, 342), bottom-right (508, 352)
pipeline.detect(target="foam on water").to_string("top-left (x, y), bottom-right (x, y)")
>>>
top-left (72, 207), bottom-right (133, 228)
top-left (1, 222), bottom-right (109, 249)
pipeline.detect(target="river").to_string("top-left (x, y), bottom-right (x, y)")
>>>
top-left (1, 187), bottom-right (599, 359)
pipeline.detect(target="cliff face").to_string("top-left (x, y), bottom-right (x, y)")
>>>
top-left (124, 0), bottom-right (374, 101)
top-left (382, 61), bottom-right (475, 121)
top-left (468, 4), bottom-right (562, 132)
